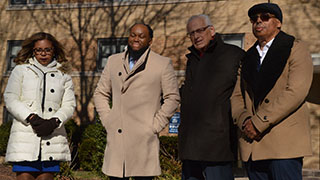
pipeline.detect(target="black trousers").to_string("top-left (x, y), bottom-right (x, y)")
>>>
top-left (181, 160), bottom-right (234, 180)
top-left (245, 157), bottom-right (303, 180)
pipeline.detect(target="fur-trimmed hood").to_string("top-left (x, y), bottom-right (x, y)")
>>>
top-left (57, 61), bottom-right (72, 74)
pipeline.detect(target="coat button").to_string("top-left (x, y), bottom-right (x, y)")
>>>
top-left (49, 157), bottom-right (53, 161)
top-left (118, 72), bottom-right (122, 76)
top-left (264, 116), bottom-right (267, 120)
top-left (46, 142), bottom-right (50, 146)
top-left (118, 129), bottom-right (122, 133)
top-left (51, 74), bottom-right (55, 77)
top-left (264, 99), bottom-right (270, 103)
top-left (48, 108), bottom-right (52, 112)
top-left (50, 89), bottom-right (55, 93)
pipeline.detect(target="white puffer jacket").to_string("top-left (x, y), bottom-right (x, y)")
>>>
top-left (4, 57), bottom-right (76, 162)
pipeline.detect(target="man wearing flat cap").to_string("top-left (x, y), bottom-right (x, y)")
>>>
top-left (231, 2), bottom-right (313, 179)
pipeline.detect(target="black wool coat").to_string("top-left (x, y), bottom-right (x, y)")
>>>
top-left (178, 34), bottom-right (245, 162)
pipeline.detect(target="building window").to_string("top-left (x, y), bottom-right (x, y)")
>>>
top-left (97, 38), bottom-right (127, 71)
top-left (3, 107), bottom-right (14, 123)
top-left (312, 53), bottom-right (320, 66)
top-left (6, 40), bottom-right (23, 73)
top-left (221, 33), bottom-right (244, 49)
top-left (10, 0), bottom-right (45, 5)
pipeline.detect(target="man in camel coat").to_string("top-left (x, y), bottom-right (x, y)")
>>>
top-left (231, 3), bottom-right (313, 179)
top-left (93, 23), bottom-right (180, 179)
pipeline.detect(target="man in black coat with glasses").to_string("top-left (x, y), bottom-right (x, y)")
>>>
top-left (179, 14), bottom-right (245, 180)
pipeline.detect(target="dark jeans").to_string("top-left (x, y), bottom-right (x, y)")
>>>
top-left (181, 160), bottom-right (234, 180)
top-left (245, 157), bottom-right (303, 180)
top-left (109, 176), bottom-right (154, 180)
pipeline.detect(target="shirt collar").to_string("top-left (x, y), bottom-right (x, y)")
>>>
top-left (256, 38), bottom-right (275, 52)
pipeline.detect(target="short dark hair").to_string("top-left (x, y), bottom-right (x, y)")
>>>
top-left (129, 23), bottom-right (154, 39)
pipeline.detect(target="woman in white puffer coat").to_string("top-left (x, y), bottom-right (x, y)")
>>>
top-left (4, 32), bottom-right (76, 180)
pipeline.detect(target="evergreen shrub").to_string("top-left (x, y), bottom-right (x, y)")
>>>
top-left (78, 118), bottom-right (106, 174)
top-left (157, 136), bottom-right (181, 179)
top-left (0, 121), bottom-right (12, 156)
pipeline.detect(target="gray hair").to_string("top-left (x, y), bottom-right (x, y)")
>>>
top-left (186, 14), bottom-right (213, 31)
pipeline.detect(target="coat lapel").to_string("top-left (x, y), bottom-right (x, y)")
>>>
top-left (123, 51), bottom-right (130, 75)
top-left (121, 49), bottom-right (151, 93)
top-left (242, 44), bottom-right (259, 101)
top-left (123, 48), bottom-right (150, 81)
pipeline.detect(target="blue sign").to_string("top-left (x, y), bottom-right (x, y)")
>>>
top-left (169, 112), bottom-right (180, 134)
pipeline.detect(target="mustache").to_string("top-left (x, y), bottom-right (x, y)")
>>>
top-left (255, 24), bottom-right (265, 28)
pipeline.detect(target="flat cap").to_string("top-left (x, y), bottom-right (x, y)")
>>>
top-left (248, 3), bottom-right (283, 23)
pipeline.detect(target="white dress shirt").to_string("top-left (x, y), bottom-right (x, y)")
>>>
top-left (256, 38), bottom-right (275, 65)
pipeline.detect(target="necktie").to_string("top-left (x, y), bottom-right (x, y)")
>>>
top-left (257, 58), bottom-right (261, 72)
top-left (129, 57), bottom-right (137, 70)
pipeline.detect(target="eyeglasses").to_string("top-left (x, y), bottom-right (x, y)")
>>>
top-left (187, 25), bottom-right (211, 37)
top-left (33, 48), bottom-right (53, 55)
top-left (250, 13), bottom-right (276, 23)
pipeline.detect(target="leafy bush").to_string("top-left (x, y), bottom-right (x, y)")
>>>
top-left (55, 120), bottom-right (80, 179)
top-left (64, 120), bottom-right (79, 142)
top-left (55, 162), bottom-right (74, 180)
top-left (0, 121), bottom-right (12, 156)
top-left (64, 120), bottom-right (82, 169)
top-left (157, 136), bottom-right (181, 180)
top-left (78, 118), bottom-right (106, 176)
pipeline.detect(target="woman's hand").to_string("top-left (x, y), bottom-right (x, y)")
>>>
top-left (33, 118), bottom-right (61, 137)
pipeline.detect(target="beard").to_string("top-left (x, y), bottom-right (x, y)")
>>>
top-left (128, 45), bottom-right (149, 60)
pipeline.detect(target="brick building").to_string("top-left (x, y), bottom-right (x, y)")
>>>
top-left (0, 0), bottom-right (319, 169)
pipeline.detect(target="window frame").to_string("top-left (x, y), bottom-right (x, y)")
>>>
top-left (10, 0), bottom-right (45, 5)
top-left (312, 53), bottom-right (320, 66)
top-left (221, 33), bottom-right (244, 49)
top-left (96, 37), bottom-right (128, 72)
top-left (6, 40), bottom-right (23, 74)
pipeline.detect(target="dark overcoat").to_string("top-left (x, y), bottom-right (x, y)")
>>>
top-left (179, 34), bottom-right (245, 162)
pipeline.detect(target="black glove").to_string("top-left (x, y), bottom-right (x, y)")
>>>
top-left (26, 114), bottom-right (46, 127)
top-left (33, 118), bottom-right (61, 137)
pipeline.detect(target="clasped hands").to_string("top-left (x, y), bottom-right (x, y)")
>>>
top-left (243, 118), bottom-right (261, 141)
top-left (27, 114), bottom-right (61, 137)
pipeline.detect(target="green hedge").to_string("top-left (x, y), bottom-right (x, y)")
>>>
top-left (158, 136), bottom-right (181, 179)
top-left (78, 118), bottom-right (106, 174)
top-left (0, 121), bottom-right (12, 156)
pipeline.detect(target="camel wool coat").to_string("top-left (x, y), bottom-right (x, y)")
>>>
top-left (231, 32), bottom-right (313, 162)
top-left (93, 48), bottom-right (180, 177)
